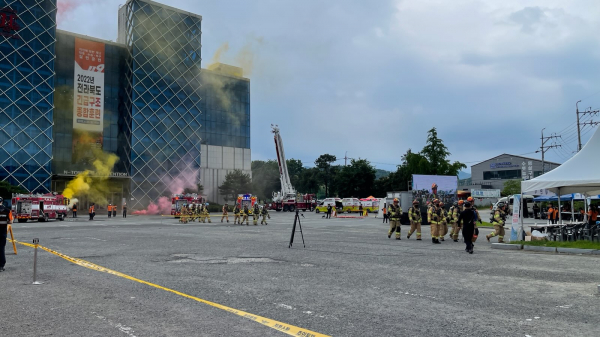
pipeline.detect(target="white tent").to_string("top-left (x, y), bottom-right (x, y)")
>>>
top-left (522, 127), bottom-right (600, 196)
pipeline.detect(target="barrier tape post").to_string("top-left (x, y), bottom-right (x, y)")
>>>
top-left (32, 238), bottom-right (43, 285)
top-left (7, 224), bottom-right (17, 254)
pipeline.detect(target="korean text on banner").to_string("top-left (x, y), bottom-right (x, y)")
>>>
top-left (510, 194), bottom-right (521, 241)
top-left (73, 38), bottom-right (104, 132)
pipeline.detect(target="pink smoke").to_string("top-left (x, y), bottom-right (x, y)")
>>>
top-left (132, 196), bottom-right (171, 215)
top-left (57, 0), bottom-right (90, 24)
top-left (162, 168), bottom-right (199, 195)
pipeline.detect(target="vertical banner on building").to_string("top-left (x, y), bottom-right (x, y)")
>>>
top-left (510, 194), bottom-right (521, 241)
top-left (72, 37), bottom-right (105, 163)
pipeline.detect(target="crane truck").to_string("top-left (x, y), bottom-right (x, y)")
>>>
top-left (268, 125), bottom-right (317, 212)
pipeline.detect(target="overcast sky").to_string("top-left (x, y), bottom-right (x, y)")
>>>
top-left (58, 0), bottom-right (600, 172)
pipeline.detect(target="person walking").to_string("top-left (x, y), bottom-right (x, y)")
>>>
top-left (89, 203), bottom-right (95, 220)
top-left (252, 204), bottom-right (260, 226)
top-left (0, 197), bottom-right (14, 272)
top-left (439, 201), bottom-right (448, 241)
top-left (242, 205), bottom-right (250, 225)
top-left (326, 205), bottom-right (332, 219)
top-left (72, 203), bottom-right (77, 218)
top-left (407, 199), bottom-right (422, 240)
top-left (234, 205), bottom-right (241, 224)
top-left (457, 201), bottom-right (476, 254)
top-left (387, 198), bottom-right (402, 240)
top-left (261, 205), bottom-right (269, 225)
top-left (112, 205), bottom-right (117, 218)
top-left (122, 203), bottom-right (127, 218)
top-left (449, 200), bottom-right (462, 242)
top-left (382, 205), bottom-right (388, 223)
top-left (428, 199), bottom-right (441, 244)
top-left (547, 204), bottom-right (555, 224)
top-left (221, 203), bottom-right (230, 223)
top-left (486, 202), bottom-right (507, 243)
top-left (108, 204), bottom-right (112, 218)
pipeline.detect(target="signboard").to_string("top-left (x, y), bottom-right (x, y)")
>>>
top-left (489, 162), bottom-right (519, 169)
top-left (510, 194), bottom-right (521, 241)
top-left (72, 37), bottom-right (105, 162)
top-left (471, 189), bottom-right (501, 198)
top-left (412, 174), bottom-right (458, 205)
top-left (521, 160), bottom-right (534, 180)
top-left (0, 7), bottom-right (21, 39)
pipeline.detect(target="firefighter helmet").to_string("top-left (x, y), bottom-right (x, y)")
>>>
top-left (497, 202), bottom-right (506, 209)
top-left (433, 198), bottom-right (439, 204)
top-left (464, 201), bottom-right (471, 207)
top-left (393, 198), bottom-right (399, 203)
top-left (432, 183), bottom-right (437, 188)
top-left (439, 201), bottom-right (444, 207)
top-left (412, 199), bottom-right (419, 205)
top-left (467, 196), bottom-right (474, 202)
top-left (453, 201), bottom-right (458, 207)
top-left (458, 200), bottom-right (464, 205)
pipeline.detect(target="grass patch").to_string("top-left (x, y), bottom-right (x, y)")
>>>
top-left (478, 221), bottom-right (495, 227)
top-left (509, 240), bottom-right (600, 250)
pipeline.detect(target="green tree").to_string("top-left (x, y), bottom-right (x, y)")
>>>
top-left (296, 167), bottom-right (320, 195)
top-left (219, 170), bottom-right (252, 202)
top-left (0, 180), bottom-right (28, 203)
top-left (315, 154), bottom-right (337, 197)
top-left (502, 180), bottom-right (521, 197)
top-left (421, 127), bottom-right (466, 176)
top-left (286, 158), bottom-right (304, 187)
top-left (335, 158), bottom-right (376, 197)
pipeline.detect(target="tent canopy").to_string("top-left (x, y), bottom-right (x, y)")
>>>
top-left (522, 127), bottom-right (600, 195)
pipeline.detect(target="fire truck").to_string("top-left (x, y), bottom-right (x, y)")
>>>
top-left (236, 194), bottom-right (257, 210)
top-left (171, 193), bottom-right (205, 217)
top-left (11, 193), bottom-right (69, 223)
top-left (268, 125), bottom-right (318, 212)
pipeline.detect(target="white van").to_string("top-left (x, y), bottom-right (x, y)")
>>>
top-left (495, 195), bottom-right (534, 215)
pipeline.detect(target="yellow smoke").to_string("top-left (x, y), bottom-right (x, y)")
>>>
top-left (210, 42), bottom-right (229, 64)
top-left (62, 149), bottom-right (119, 206)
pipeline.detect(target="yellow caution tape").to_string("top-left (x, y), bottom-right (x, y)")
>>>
top-left (12, 240), bottom-right (329, 337)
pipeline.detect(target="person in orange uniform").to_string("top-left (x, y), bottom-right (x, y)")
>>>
top-left (553, 206), bottom-right (559, 224)
top-left (547, 205), bottom-right (555, 224)
top-left (89, 203), bottom-right (95, 220)
top-left (588, 204), bottom-right (598, 228)
top-left (112, 204), bottom-right (117, 218)
top-left (108, 204), bottom-right (113, 218)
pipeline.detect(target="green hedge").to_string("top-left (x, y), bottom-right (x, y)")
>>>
top-left (510, 240), bottom-right (600, 250)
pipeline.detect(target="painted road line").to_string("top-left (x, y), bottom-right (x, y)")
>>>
top-left (12, 240), bottom-right (329, 337)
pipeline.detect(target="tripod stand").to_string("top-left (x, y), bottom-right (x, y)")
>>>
top-left (288, 209), bottom-right (306, 248)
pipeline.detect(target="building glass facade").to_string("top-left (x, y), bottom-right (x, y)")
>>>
top-left (119, 0), bottom-right (203, 208)
top-left (0, 0), bottom-right (56, 193)
top-left (1, 0), bottom-right (251, 207)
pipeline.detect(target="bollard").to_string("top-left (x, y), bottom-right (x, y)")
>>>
top-left (32, 238), bottom-right (43, 285)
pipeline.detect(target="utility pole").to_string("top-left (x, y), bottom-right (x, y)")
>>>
top-left (575, 101), bottom-right (599, 152)
top-left (536, 128), bottom-right (561, 174)
top-left (344, 151), bottom-right (348, 166)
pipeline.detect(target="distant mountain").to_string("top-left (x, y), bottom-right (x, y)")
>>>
top-left (458, 171), bottom-right (471, 179)
top-left (375, 169), bottom-right (390, 180)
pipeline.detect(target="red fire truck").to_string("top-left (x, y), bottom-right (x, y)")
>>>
top-left (11, 193), bottom-right (69, 223)
top-left (171, 193), bottom-right (205, 217)
top-left (236, 194), bottom-right (257, 210)
top-left (268, 193), bottom-right (317, 212)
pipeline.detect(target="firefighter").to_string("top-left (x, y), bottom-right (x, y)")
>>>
top-left (1, 196), bottom-right (14, 272)
top-left (467, 196), bottom-right (482, 242)
top-left (89, 203), bottom-right (95, 221)
top-left (407, 199), bottom-right (422, 240)
top-left (234, 205), bottom-right (241, 224)
top-left (261, 204), bottom-right (269, 225)
top-left (458, 201), bottom-right (476, 254)
top-left (203, 204), bottom-right (212, 223)
top-left (198, 204), bottom-right (206, 223)
top-left (242, 205), bottom-right (250, 225)
top-left (112, 204), bottom-right (117, 218)
top-left (122, 203), bottom-right (127, 218)
top-left (487, 202), bottom-right (507, 243)
top-left (450, 200), bottom-right (464, 242)
top-left (108, 204), bottom-right (112, 218)
top-left (387, 198), bottom-right (402, 240)
top-left (187, 204), bottom-right (195, 222)
top-left (221, 203), bottom-right (229, 223)
top-left (252, 204), bottom-right (260, 225)
top-left (182, 205), bottom-right (189, 224)
top-left (428, 199), bottom-right (441, 244)
top-left (439, 201), bottom-right (448, 241)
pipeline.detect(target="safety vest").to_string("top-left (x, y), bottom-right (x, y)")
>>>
top-left (234, 208), bottom-right (240, 214)
top-left (113, 206), bottom-right (117, 212)
top-left (429, 207), bottom-right (441, 224)
top-left (223, 206), bottom-right (228, 214)
top-left (449, 206), bottom-right (459, 223)
top-left (89, 205), bottom-right (94, 213)
top-left (492, 210), bottom-right (505, 225)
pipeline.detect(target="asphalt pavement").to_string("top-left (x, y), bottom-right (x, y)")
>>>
top-left (2, 211), bottom-right (599, 336)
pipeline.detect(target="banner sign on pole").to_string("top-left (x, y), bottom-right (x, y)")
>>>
top-left (471, 189), bottom-right (501, 198)
top-left (510, 194), bottom-right (521, 241)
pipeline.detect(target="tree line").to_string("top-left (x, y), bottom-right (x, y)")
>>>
top-left (219, 128), bottom-right (466, 202)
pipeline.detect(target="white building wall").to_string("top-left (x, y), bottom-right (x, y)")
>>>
top-left (201, 145), bottom-right (251, 204)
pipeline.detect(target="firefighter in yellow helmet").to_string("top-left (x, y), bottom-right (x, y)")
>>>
top-left (234, 204), bottom-right (241, 224)
top-left (252, 203), bottom-right (260, 225)
top-left (261, 204), bottom-right (269, 225)
top-left (242, 205), bottom-right (250, 225)
top-left (450, 200), bottom-right (464, 242)
top-left (203, 203), bottom-right (212, 223)
top-left (407, 199), bottom-right (422, 240)
top-left (428, 199), bottom-right (441, 244)
top-left (487, 202), bottom-right (507, 243)
top-left (387, 198), bottom-right (402, 240)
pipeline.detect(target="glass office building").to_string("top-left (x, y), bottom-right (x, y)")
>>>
top-left (0, 0), bottom-right (57, 193)
top-left (1, 0), bottom-right (251, 208)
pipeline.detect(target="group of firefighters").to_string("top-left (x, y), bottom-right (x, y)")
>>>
top-left (178, 203), bottom-right (270, 226)
top-left (387, 196), bottom-right (508, 253)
